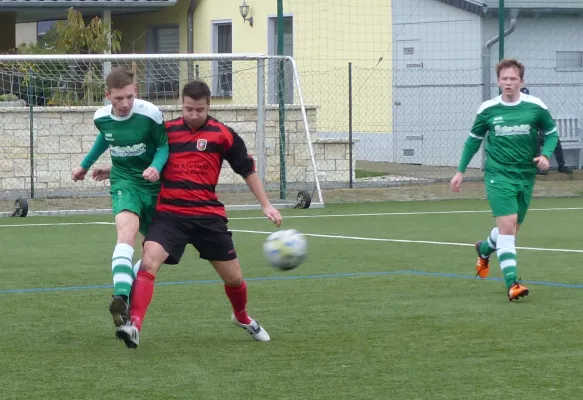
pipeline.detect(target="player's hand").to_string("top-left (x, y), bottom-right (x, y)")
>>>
top-left (263, 204), bottom-right (282, 227)
top-left (142, 167), bottom-right (160, 182)
top-left (72, 167), bottom-right (88, 182)
top-left (534, 155), bottom-right (549, 171)
top-left (92, 166), bottom-right (111, 181)
top-left (449, 172), bottom-right (464, 192)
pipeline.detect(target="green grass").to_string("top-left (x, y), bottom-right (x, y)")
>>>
top-left (2, 197), bottom-right (583, 399)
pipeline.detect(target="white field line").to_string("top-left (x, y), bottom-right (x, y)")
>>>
top-left (1, 207), bottom-right (582, 254)
top-left (2, 206), bottom-right (581, 227)
top-left (229, 229), bottom-right (583, 254)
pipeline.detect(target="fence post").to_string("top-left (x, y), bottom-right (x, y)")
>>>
top-left (256, 58), bottom-right (266, 184)
top-left (27, 73), bottom-right (35, 199)
top-left (277, 0), bottom-right (287, 200)
top-left (348, 62), bottom-right (353, 188)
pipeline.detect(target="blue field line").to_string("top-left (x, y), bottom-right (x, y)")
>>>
top-left (2, 269), bottom-right (583, 295)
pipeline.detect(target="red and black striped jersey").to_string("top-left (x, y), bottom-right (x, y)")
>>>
top-left (156, 116), bottom-right (255, 218)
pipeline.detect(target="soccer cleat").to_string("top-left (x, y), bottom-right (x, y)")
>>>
top-left (474, 241), bottom-right (490, 279)
top-left (109, 295), bottom-right (129, 327)
top-left (508, 281), bottom-right (529, 301)
top-left (231, 314), bottom-right (271, 342)
top-left (115, 321), bottom-right (140, 349)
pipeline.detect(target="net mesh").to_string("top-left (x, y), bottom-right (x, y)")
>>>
top-left (276, 0), bottom-right (583, 203)
top-left (0, 55), bottom-right (325, 216)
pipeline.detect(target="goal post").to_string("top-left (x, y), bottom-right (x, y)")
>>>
top-left (0, 53), bottom-right (324, 217)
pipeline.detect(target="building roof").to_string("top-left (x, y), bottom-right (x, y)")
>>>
top-left (0, 0), bottom-right (176, 8)
top-left (435, 0), bottom-right (583, 15)
top-left (434, 0), bottom-right (488, 16)
top-left (482, 0), bottom-right (583, 8)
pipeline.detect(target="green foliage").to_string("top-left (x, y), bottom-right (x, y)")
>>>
top-left (15, 8), bottom-right (122, 106)
top-left (0, 93), bottom-right (19, 101)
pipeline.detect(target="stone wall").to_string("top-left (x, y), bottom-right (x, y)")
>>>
top-left (0, 104), bottom-right (355, 197)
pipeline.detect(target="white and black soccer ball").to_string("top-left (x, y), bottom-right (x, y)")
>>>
top-left (263, 229), bottom-right (308, 271)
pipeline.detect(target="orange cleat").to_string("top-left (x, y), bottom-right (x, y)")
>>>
top-left (508, 281), bottom-right (529, 301)
top-left (475, 241), bottom-right (490, 278)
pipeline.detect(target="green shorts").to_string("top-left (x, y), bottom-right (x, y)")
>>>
top-left (484, 177), bottom-right (534, 225)
top-left (111, 187), bottom-right (158, 236)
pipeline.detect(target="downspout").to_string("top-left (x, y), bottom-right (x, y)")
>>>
top-left (187, 0), bottom-right (196, 80)
top-left (480, 8), bottom-right (518, 169)
top-left (482, 8), bottom-right (518, 102)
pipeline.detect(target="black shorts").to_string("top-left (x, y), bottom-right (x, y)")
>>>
top-left (145, 212), bottom-right (237, 265)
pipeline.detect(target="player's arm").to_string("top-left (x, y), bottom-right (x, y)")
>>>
top-left (142, 107), bottom-right (169, 182)
top-left (72, 132), bottom-right (109, 181)
top-left (224, 128), bottom-right (282, 226)
top-left (149, 112), bottom-right (169, 172)
top-left (457, 111), bottom-right (489, 173)
top-left (538, 106), bottom-right (559, 159)
top-left (80, 132), bottom-right (109, 170)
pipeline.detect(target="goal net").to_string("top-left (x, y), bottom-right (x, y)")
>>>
top-left (0, 54), bottom-right (325, 217)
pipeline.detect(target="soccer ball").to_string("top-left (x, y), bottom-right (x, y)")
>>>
top-left (263, 229), bottom-right (308, 271)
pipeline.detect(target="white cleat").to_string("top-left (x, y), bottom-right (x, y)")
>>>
top-left (231, 314), bottom-right (271, 342)
top-left (115, 321), bottom-right (140, 349)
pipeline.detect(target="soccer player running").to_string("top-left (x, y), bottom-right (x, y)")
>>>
top-left (115, 80), bottom-right (282, 348)
top-left (71, 67), bottom-right (169, 327)
top-left (450, 58), bottom-right (558, 301)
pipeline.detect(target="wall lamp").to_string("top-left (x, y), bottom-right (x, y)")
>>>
top-left (239, 1), bottom-right (253, 27)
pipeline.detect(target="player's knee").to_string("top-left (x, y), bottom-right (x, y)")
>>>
top-left (140, 241), bottom-right (167, 275)
top-left (115, 211), bottom-right (139, 244)
top-left (496, 215), bottom-right (518, 235)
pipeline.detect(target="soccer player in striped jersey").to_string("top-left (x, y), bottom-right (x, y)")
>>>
top-left (71, 67), bottom-right (169, 329)
top-left (115, 80), bottom-right (282, 348)
top-left (450, 58), bottom-right (558, 301)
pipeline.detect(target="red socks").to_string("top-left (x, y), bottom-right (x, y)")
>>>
top-left (225, 281), bottom-right (251, 325)
top-left (129, 270), bottom-right (156, 331)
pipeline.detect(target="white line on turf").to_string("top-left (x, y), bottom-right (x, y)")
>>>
top-left (1, 207), bottom-right (582, 228)
top-left (228, 207), bottom-right (583, 220)
top-left (0, 217), bottom-right (581, 253)
top-left (229, 229), bottom-right (583, 254)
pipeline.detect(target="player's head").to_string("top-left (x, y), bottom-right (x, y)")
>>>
top-left (496, 58), bottom-right (525, 100)
top-left (105, 67), bottom-right (137, 117)
top-left (181, 80), bottom-right (211, 129)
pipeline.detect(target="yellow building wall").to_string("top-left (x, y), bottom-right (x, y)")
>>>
top-left (193, 0), bottom-right (393, 134)
top-left (113, 0), bottom-right (392, 133)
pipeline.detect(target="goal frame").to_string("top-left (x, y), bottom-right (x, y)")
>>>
top-left (0, 53), bottom-right (324, 216)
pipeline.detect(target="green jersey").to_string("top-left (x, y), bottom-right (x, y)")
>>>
top-left (468, 93), bottom-right (558, 181)
top-left (92, 99), bottom-right (168, 195)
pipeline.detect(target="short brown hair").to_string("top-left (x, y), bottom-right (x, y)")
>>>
top-left (182, 80), bottom-right (211, 104)
top-left (105, 67), bottom-right (135, 90)
top-left (496, 58), bottom-right (525, 79)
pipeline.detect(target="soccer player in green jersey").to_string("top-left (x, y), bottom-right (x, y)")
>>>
top-left (450, 58), bottom-right (558, 301)
top-left (71, 67), bottom-right (169, 326)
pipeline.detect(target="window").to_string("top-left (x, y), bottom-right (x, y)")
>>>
top-left (556, 51), bottom-right (583, 69)
top-left (212, 21), bottom-right (233, 97)
top-left (268, 16), bottom-right (294, 104)
top-left (147, 26), bottom-right (180, 98)
top-left (37, 20), bottom-right (56, 42)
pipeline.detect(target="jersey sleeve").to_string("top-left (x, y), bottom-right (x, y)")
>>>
top-left (457, 108), bottom-right (489, 173)
top-left (148, 107), bottom-right (169, 172)
top-left (224, 128), bottom-right (255, 178)
top-left (469, 110), bottom-right (489, 140)
top-left (80, 132), bottom-right (109, 170)
top-left (537, 104), bottom-right (559, 159)
top-left (537, 104), bottom-right (558, 137)
top-left (150, 107), bottom-right (168, 149)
